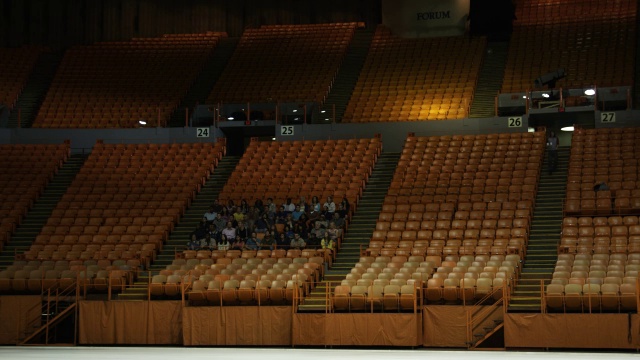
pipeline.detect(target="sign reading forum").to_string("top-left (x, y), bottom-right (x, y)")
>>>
top-left (382, 0), bottom-right (470, 38)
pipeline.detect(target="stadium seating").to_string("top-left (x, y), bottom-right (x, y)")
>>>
top-left (370, 132), bottom-right (545, 258)
top-left (502, 0), bottom-right (636, 92)
top-left (332, 254), bottom-right (514, 311)
top-left (0, 144), bottom-right (70, 253)
top-left (564, 128), bottom-right (640, 216)
top-left (0, 47), bottom-right (44, 110)
top-left (331, 132), bottom-right (545, 310)
top-left (342, 25), bottom-right (485, 122)
top-left (33, 32), bottom-right (226, 128)
top-left (551, 128), bottom-right (640, 312)
top-left (220, 137), bottom-right (381, 207)
top-left (207, 23), bottom-right (357, 105)
top-left (178, 250), bottom-right (325, 305)
top-left (19, 142), bottom-right (225, 275)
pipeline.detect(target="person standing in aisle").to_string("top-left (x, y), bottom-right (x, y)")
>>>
top-left (547, 131), bottom-right (559, 175)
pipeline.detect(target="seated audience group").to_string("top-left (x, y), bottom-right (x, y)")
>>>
top-left (186, 196), bottom-right (349, 253)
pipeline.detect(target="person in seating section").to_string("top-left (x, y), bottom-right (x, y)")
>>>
top-left (306, 232), bottom-right (320, 249)
top-left (217, 234), bottom-right (231, 251)
top-left (254, 213), bottom-right (269, 233)
top-left (226, 199), bottom-right (237, 214)
top-left (245, 233), bottom-right (260, 251)
top-left (340, 198), bottom-right (350, 214)
top-left (253, 198), bottom-right (264, 214)
top-left (245, 207), bottom-right (259, 233)
top-left (192, 217), bottom-right (209, 241)
top-left (290, 233), bottom-right (306, 250)
top-left (231, 236), bottom-right (245, 251)
top-left (236, 221), bottom-right (250, 241)
top-left (232, 207), bottom-right (245, 226)
top-left (547, 131), bottom-right (559, 175)
top-left (310, 196), bottom-right (321, 215)
top-left (203, 206), bottom-right (217, 224)
top-left (330, 212), bottom-right (345, 229)
top-left (276, 232), bottom-right (289, 250)
top-left (221, 221), bottom-right (237, 242)
top-left (207, 223), bottom-right (220, 242)
top-left (275, 205), bottom-right (288, 224)
top-left (321, 233), bottom-right (335, 251)
top-left (203, 233), bottom-right (216, 250)
top-left (186, 234), bottom-right (200, 250)
top-left (310, 221), bottom-right (326, 240)
top-left (213, 213), bottom-right (226, 232)
top-left (323, 196), bottom-right (336, 220)
top-left (211, 199), bottom-right (224, 214)
top-left (298, 196), bottom-right (308, 213)
top-left (239, 199), bottom-right (249, 214)
top-left (291, 205), bottom-right (304, 221)
top-left (294, 222), bottom-right (308, 239)
top-left (261, 230), bottom-right (276, 250)
top-left (284, 198), bottom-right (295, 212)
top-left (265, 197), bottom-right (277, 217)
top-left (326, 222), bottom-right (341, 241)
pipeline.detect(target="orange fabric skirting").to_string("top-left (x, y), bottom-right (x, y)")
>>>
top-left (423, 305), bottom-right (488, 348)
top-left (293, 313), bottom-right (422, 346)
top-left (182, 306), bottom-right (292, 346)
top-left (78, 300), bottom-right (182, 345)
top-left (0, 296), bottom-right (41, 345)
top-left (505, 313), bottom-right (640, 349)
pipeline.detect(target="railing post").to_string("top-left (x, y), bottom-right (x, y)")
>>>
top-left (17, 108), bottom-right (21, 128)
top-left (185, 107), bottom-right (189, 127)
top-left (45, 288), bottom-right (51, 345)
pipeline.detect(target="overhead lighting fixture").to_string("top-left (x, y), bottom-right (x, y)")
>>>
top-left (271, 137), bottom-right (276, 140)
top-left (293, 117), bottom-right (300, 121)
top-left (292, 109), bottom-right (298, 113)
top-left (541, 93), bottom-right (550, 98)
top-left (227, 117), bottom-right (234, 120)
top-left (561, 126), bottom-right (575, 132)
top-left (584, 89), bottom-right (596, 96)
top-left (320, 110), bottom-right (326, 113)
top-left (138, 120), bottom-right (147, 125)
top-left (527, 127), bottom-right (535, 133)
top-left (324, 118), bottom-right (330, 121)
top-left (522, 95), bottom-right (527, 99)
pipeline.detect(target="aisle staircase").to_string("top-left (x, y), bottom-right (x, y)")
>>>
top-left (297, 152), bottom-right (400, 312)
top-left (167, 38), bottom-right (239, 127)
top-left (117, 155), bottom-right (240, 300)
top-left (7, 51), bottom-right (64, 128)
top-left (0, 154), bottom-right (88, 269)
top-left (314, 28), bottom-right (374, 123)
top-left (508, 147), bottom-right (569, 312)
top-left (468, 41), bottom-right (509, 118)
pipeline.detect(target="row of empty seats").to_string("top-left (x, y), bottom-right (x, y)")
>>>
top-left (566, 128), bottom-right (640, 215)
top-left (20, 142), bottom-right (225, 267)
top-left (220, 138), bottom-right (381, 206)
top-left (208, 23), bottom-right (357, 105)
top-left (366, 133), bottom-right (544, 260)
top-left (503, 0), bottom-right (636, 92)
top-left (0, 144), bottom-right (70, 251)
top-left (545, 283), bottom-right (637, 312)
top-left (34, 32), bottom-right (226, 128)
top-left (333, 254), bottom-right (517, 311)
top-left (343, 25), bottom-right (485, 122)
top-left (0, 46), bottom-right (44, 110)
top-left (0, 266), bottom-right (132, 294)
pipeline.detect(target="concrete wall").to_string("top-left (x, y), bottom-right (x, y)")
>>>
top-left (1, 127), bottom-right (225, 153)
top-left (274, 116), bottom-right (530, 152)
